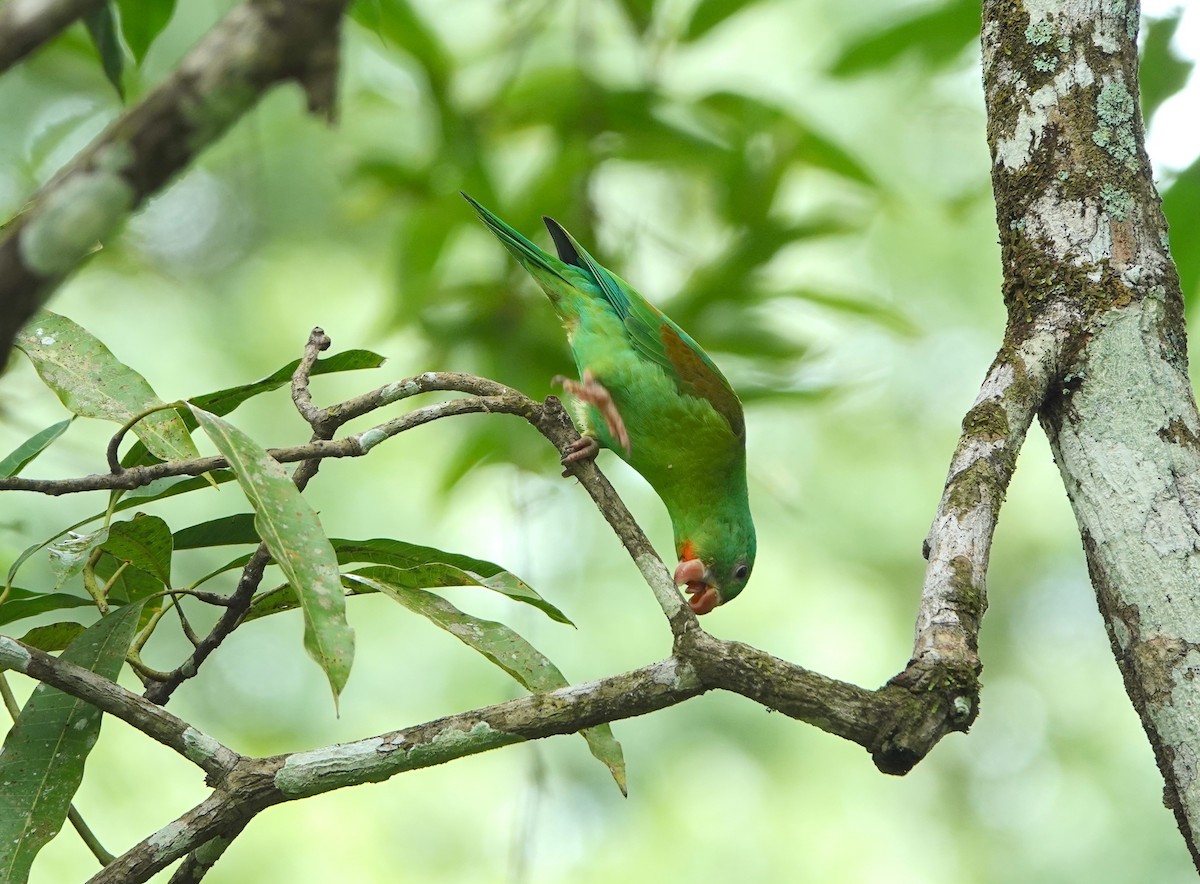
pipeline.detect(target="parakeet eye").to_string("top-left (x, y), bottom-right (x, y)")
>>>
top-left (734, 563), bottom-right (749, 581)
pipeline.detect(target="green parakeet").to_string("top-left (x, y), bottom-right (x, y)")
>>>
top-left (464, 194), bottom-right (755, 614)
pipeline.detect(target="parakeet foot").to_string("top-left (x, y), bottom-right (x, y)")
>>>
top-left (559, 435), bottom-right (600, 476)
top-left (554, 369), bottom-right (631, 454)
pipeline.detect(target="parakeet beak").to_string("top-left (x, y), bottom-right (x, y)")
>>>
top-left (673, 558), bottom-right (722, 615)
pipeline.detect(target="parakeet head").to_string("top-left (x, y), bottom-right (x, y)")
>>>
top-left (673, 517), bottom-right (756, 615)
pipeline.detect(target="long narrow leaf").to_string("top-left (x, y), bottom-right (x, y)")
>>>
top-left (346, 574), bottom-right (626, 794)
top-left (121, 349), bottom-right (384, 469)
top-left (189, 406), bottom-right (353, 706)
top-left (332, 538), bottom-right (570, 624)
top-left (83, 2), bottom-right (124, 99)
top-left (15, 312), bottom-right (200, 465)
top-left (0, 420), bottom-right (72, 478)
top-left (0, 603), bottom-right (144, 882)
top-left (0, 589), bottom-right (94, 628)
top-left (172, 513), bottom-right (259, 550)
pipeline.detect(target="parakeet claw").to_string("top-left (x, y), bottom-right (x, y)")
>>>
top-left (560, 435), bottom-right (600, 476)
top-left (673, 558), bottom-right (722, 615)
top-left (555, 370), bottom-right (631, 455)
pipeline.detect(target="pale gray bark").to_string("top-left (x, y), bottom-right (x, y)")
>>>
top-left (980, 0), bottom-right (1200, 865)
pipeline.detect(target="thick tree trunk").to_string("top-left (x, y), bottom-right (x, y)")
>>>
top-left (981, 0), bottom-right (1200, 864)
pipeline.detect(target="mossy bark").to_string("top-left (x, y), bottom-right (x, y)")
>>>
top-left (982, 0), bottom-right (1200, 865)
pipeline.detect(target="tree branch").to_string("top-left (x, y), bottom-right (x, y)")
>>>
top-left (0, 0), bottom-right (105, 73)
top-left (908, 302), bottom-right (1072, 678)
top-left (0, 635), bottom-right (240, 779)
top-left (981, 0), bottom-right (1200, 866)
top-left (91, 635), bottom-right (960, 883)
top-left (0, 0), bottom-right (351, 365)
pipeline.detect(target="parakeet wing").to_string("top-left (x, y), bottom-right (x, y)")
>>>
top-left (543, 219), bottom-right (745, 441)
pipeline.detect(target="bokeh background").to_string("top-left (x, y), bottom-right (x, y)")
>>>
top-left (3, 0), bottom-right (1200, 881)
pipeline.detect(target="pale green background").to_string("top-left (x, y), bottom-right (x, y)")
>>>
top-left (2, 0), bottom-right (1198, 881)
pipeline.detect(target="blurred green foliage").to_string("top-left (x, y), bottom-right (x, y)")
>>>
top-left (1, 0), bottom-right (1199, 882)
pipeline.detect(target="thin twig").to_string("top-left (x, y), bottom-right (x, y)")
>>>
top-left (291, 327), bottom-right (331, 428)
top-left (67, 806), bottom-right (115, 867)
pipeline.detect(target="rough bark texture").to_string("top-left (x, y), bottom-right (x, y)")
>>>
top-left (982, 0), bottom-right (1200, 864)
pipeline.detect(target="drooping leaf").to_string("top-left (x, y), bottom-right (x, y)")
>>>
top-left (0, 603), bottom-right (144, 882)
top-left (332, 538), bottom-right (570, 624)
top-left (173, 513), bottom-right (260, 550)
top-left (47, 528), bottom-right (108, 591)
top-left (0, 589), bottom-right (95, 628)
top-left (83, 3), bottom-right (124, 100)
top-left (189, 406), bottom-right (353, 705)
top-left (102, 515), bottom-right (173, 587)
top-left (15, 311), bottom-right (201, 465)
top-left (830, 0), bottom-right (979, 76)
top-left (18, 621), bottom-right (88, 652)
top-left (0, 419), bottom-right (72, 478)
top-left (684, 0), bottom-right (758, 41)
top-left (347, 574), bottom-right (626, 794)
top-left (114, 0), bottom-right (176, 63)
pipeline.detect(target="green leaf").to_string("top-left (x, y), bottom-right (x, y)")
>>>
top-left (332, 538), bottom-right (571, 624)
top-left (83, 3), bottom-right (124, 100)
top-left (0, 419), bottom-right (72, 478)
top-left (192, 349), bottom-right (386, 417)
top-left (1164, 156), bottom-right (1200, 304)
top-left (0, 603), bottom-right (144, 882)
top-left (102, 515), bottom-right (173, 587)
top-left (244, 580), bottom-right (375, 623)
top-left (348, 0), bottom-right (448, 85)
top-left (94, 554), bottom-right (162, 604)
top-left (121, 348), bottom-right (385, 469)
top-left (189, 553), bottom-right (255, 591)
top-left (684, 0), bottom-right (757, 41)
top-left (1141, 12), bottom-right (1193, 127)
top-left (15, 311), bottom-right (201, 465)
top-left (115, 471), bottom-right (237, 508)
top-left (348, 574), bottom-right (626, 794)
top-left (0, 589), bottom-right (94, 628)
top-left (173, 513), bottom-right (259, 550)
top-left (830, 0), bottom-right (979, 76)
top-left (114, 0), bottom-right (176, 63)
top-left (615, 0), bottom-right (655, 33)
top-left (18, 621), bottom-right (88, 652)
top-left (189, 406), bottom-right (353, 705)
top-left (47, 528), bottom-right (108, 591)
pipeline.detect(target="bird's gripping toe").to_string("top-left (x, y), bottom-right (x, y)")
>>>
top-left (554, 369), bottom-right (631, 455)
